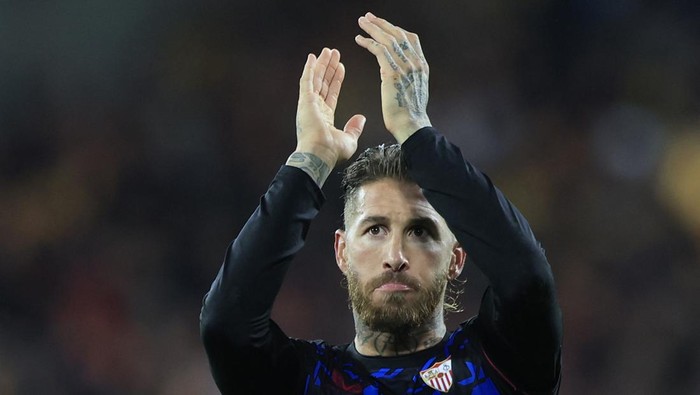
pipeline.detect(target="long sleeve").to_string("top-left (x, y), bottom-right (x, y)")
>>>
top-left (199, 166), bottom-right (324, 394)
top-left (401, 127), bottom-right (562, 392)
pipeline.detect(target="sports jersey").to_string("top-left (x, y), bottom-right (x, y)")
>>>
top-left (200, 127), bottom-right (562, 394)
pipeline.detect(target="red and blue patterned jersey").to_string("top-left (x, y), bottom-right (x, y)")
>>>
top-left (292, 318), bottom-right (546, 394)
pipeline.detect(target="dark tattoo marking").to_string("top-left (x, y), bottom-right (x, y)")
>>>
top-left (356, 327), bottom-right (442, 356)
top-left (385, 51), bottom-right (399, 71)
top-left (392, 42), bottom-right (409, 63)
top-left (393, 71), bottom-right (428, 118)
top-left (286, 152), bottom-right (330, 186)
top-left (399, 41), bottom-right (410, 51)
top-left (394, 82), bottom-right (407, 108)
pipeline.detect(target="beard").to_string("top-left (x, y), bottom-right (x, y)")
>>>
top-left (346, 266), bottom-right (448, 334)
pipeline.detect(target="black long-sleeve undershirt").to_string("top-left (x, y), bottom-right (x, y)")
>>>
top-left (200, 164), bottom-right (323, 393)
top-left (200, 127), bottom-right (562, 394)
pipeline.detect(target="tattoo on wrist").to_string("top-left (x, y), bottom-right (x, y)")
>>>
top-left (286, 152), bottom-right (331, 187)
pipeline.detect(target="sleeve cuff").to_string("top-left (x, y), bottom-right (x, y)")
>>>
top-left (279, 165), bottom-right (326, 207)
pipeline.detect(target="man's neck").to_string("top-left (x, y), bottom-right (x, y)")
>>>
top-left (352, 315), bottom-right (447, 357)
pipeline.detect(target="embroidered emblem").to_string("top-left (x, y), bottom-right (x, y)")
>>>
top-left (420, 356), bottom-right (453, 393)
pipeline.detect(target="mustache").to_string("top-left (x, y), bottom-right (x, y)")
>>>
top-left (366, 272), bottom-right (421, 291)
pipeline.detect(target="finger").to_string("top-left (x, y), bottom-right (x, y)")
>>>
top-left (343, 114), bottom-right (366, 140)
top-left (365, 12), bottom-right (408, 44)
top-left (359, 16), bottom-right (411, 66)
top-left (400, 29), bottom-right (428, 65)
top-left (313, 48), bottom-right (332, 94)
top-left (299, 53), bottom-right (316, 94)
top-left (358, 16), bottom-right (400, 50)
top-left (363, 12), bottom-right (427, 65)
top-left (321, 49), bottom-right (340, 100)
top-left (355, 35), bottom-right (400, 73)
top-left (326, 62), bottom-right (345, 110)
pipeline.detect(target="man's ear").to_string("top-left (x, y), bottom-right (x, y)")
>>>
top-left (448, 242), bottom-right (467, 280)
top-left (334, 229), bottom-right (348, 274)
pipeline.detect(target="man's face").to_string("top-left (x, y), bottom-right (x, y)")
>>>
top-left (334, 178), bottom-right (465, 333)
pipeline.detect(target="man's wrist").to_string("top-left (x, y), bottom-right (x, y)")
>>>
top-left (286, 151), bottom-right (332, 187)
top-left (392, 119), bottom-right (432, 144)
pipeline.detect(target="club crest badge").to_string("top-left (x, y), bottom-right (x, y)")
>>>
top-left (420, 356), bottom-right (453, 393)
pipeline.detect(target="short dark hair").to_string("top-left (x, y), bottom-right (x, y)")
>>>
top-left (340, 144), bottom-right (413, 229)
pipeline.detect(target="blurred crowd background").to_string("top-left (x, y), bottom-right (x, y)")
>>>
top-left (1, 1), bottom-right (699, 394)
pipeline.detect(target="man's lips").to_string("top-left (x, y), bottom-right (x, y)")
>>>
top-left (375, 282), bottom-right (413, 291)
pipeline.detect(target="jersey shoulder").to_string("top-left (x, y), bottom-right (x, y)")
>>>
top-left (289, 338), bottom-right (366, 394)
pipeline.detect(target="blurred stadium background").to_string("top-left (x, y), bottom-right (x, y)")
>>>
top-left (1, 1), bottom-right (699, 393)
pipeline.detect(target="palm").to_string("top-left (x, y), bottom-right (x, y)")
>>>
top-left (296, 49), bottom-right (365, 166)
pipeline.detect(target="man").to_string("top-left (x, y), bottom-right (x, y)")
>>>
top-left (200, 12), bottom-right (562, 394)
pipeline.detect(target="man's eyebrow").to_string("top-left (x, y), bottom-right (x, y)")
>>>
top-left (407, 216), bottom-right (440, 229)
top-left (357, 215), bottom-right (389, 227)
top-left (357, 215), bottom-right (441, 234)
top-left (407, 217), bottom-right (441, 237)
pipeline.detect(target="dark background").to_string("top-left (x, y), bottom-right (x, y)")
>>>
top-left (1, 1), bottom-right (699, 394)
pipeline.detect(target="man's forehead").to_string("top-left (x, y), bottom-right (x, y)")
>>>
top-left (350, 179), bottom-right (441, 222)
top-left (355, 202), bottom-right (439, 220)
top-left (356, 178), bottom-right (422, 196)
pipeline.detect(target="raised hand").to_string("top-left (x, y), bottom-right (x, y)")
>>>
top-left (288, 48), bottom-right (366, 187)
top-left (355, 12), bottom-right (431, 144)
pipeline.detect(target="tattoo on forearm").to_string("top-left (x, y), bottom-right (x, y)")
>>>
top-left (286, 152), bottom-right (331, 187)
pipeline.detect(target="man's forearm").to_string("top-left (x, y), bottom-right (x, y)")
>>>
top-left (201, 165), bottom-right (324, 331)
top-left (401, 127), bottom-right (550, 289)
top-left (200, 166), bottom-right (324, 392)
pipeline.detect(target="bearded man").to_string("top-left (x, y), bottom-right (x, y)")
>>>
top-left (200, 12), bottom-right (562, 395)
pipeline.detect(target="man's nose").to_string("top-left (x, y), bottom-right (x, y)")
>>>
top-left (383, 234), bottom-right (408, 272)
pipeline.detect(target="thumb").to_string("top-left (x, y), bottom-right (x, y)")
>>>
top-left (343, 114), bottom-right (366, 140)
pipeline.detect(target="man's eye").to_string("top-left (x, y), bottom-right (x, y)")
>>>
top-left (410, 227), bottom-right (427, 237)
top-left (368, 225), bottom-right (382, 235)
